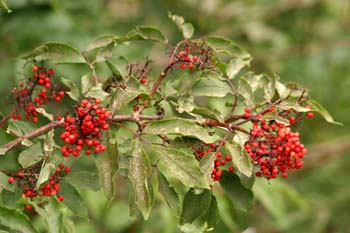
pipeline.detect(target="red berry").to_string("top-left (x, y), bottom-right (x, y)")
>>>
top-left (133, 106), bottom-right (139, 112)
top-left (179, 51), bottom-right (186, 57)
top-left (57, 195), bottom-right (64, 202)
top-left (179, 63), bottom-right (186, 69)
top-left (289, 116), bottom-right (296, 125)
top-left (225, 155), bottom-right (231, 162)
top-left (188, 63), bottom-right (194, 69)
top-left (32, 66), bottom-right (39, 72)
top-left (228, 166), bottom-right (235, 173)
top-left (243, 112), bottom-right (251, 119)
top-left (140, 77), bottom-right (147, 84)
top-left (64, 167), bottom-right (71, 173)
top-left (8, 177), bottom-right (15, 184)
top-left (306, 112), bottom-right (314, 119)
top-left (25, 204), bottom-right (32, 211)
top-left (192, 56), bottom-right (199, 62)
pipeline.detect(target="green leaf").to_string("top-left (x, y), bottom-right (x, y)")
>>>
top-left (199, 152), bottom-right (216, 184)
top-left (154, 146), bottom-right (208, 188)
top-left (81, 74), bottom-right (94, 94)
top-left (168, 12), bottom-right (194, 39)
top-left (128, 140), bottom-right (153, 220)
top-left (206, 36), bottom-right (249, 58)
top-left (36, 108), bottom-right (54, 121)
top-left (21, 42), bottom-right (85, 64)
top-left (226, 57), bottom-right (251, 79)
top-left (18, 142), bottom-right (44, 168)
top-left (219, 171), bottom-right (253, 211)
top-left (192, 107), bottom-right (224, 122)
top-left (144, 118), bottom-right (219, 144)
top-left (307, 99), bottom-right (342, 125)
top-left (61, 78), bottom-right (80, 101)
top-left (180, 189), bottom-right (211, 224)
top-left (192, 77), bottom-right (231, 97)
top-left (260, 74), bottom-right (275, 101)
top-left (105, 56), bottom-right (129, 77)
top-left (94, 133), bottom-right (118, 202)
top-left (238, 77), bottom-right (254, 107)
top-left (84, 83), bottom-right (109, 101)
top-left (59, 182), bottom-right (88, 220)
top-left (32, 199), bottom-right (64, 233)
top-left (157, 171), bottom-right (179, 214)
top-left (110, 87), bottom-right (141, 114)
top-left (64, 171), bottom-right (100, 191)
top-left (126, 26), bottom-right (167, 43)
top-left (0, 207), bottom-right (38, 233)
top-left (0, 0), bottom-right (11, 13)
top-left (88, 35), bottom-right (117, 50)
top-left (0, 172), bottom-right (15, 192)
top-left (36, 163), bottom-right (53, 189)
top-left (94, 42), bottom-right (116, 62)
top-left (225, 141), bottom-right (252, 177)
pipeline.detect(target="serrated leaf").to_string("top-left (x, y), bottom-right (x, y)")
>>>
top-left (18, 142), bottom-right (44, 168)
top-left (21, 42), bottom-right (85, 64)
top-left (219, 171), bottom-right (253, 211)
top-left (126, 26), bottom-right (167, 43)
top-left (36, 163), bottom-right (53, 189)
top-left (59, 182), bottom-right (88, 220)
top-left (6, 119), bottom-right (22, 136)
top-left (88, 35), bottom-right (117, 50)
top-left (64, 171), bottom-right (100, 191)
top-left (94, 133), bottom-right (118, 202)
top-left (105, 56), bottom-right (129, 77)
top-left (0, 172), bottom-right (15, 192)
top-left (144, 118), bottom-right (219, 144)
top-left (157, 171), bottom-right (179, 214)
top-left (238, 77), bottom-right (254, 107)
top-left (0, 0), bottom-right (11, 13)
top-left (180, 189), bottom-right (211, 225)
top-left (81, 74), bottom-right (94, 94)
top-left (36, 108), bottom-right (54, 121)
top-left (307, 99), bottom-right (342, 125)
top-left (0, 207), bottom-right (38, 233)
top-left (128, 141), bottom-right (152, 220)
top-left (206, 36), bottom-right (249, 58)
top-left (154, 146), bottom-right (208, 188)
top-left (225, 141), bottom-right (252, 177)
top-left (192, 77), bottom-right (231, 97)
top-left (95, 42), bottom-right (116, 63)
top-left (61, 78), bottom-right (80, 101)
top-left (84, 83), bottom-right (109, 101)
top-left (260, 75), bottom-right (275, 101)
top-left (110, 87), bottom-right (141, 113)
top-left (32, 199), bottom-right (64, 233)
top-left (199, 152), bottom-right (216, 184)
top-left (168, 12), bottom-right (194, 39)
top-left (226, 57), bottom-right (251, 79)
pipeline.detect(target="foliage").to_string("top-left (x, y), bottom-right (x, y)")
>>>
top-left (0, 1), bottom-right (348, 233)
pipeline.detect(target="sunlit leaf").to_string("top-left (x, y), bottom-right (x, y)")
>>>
top-left (21, 42), bottom-right (85, 64)
top-left (144, 118), bottom-right (219, 144)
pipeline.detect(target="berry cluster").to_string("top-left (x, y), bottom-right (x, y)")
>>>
top-left (176, 43), bottom-right (212, 70)
top-left (244, 120), bottom-right (307, 179)
top-left (11, 66), bottom-right (64, 122)
top-left (7, 164), bottom-right (70, 210)
top-left (194, 141), bottom-right (235, 182)
top-left (60, 98), bottom-right (110, 157)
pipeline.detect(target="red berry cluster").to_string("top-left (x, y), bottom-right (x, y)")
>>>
top-left (60, 98), bottom-right (110, 157)
top-left (11, 65), bottom-right (65, 122)
top-left (7, 164), bottom-right (70, 209)
top-left (244, 120), bottom-right (307, 179)
top-left (194, 141), bottom-right (235, 182)
top-left (178, 48), bottom-right (200, 70)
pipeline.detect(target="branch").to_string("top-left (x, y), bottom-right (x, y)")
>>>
top-left (1, 112), bottom-right (164, 154)
top-left (1, 120), bottom-right (64, 154)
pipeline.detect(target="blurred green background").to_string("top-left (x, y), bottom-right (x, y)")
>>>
top-left (0, 0), bottom-right (349, 232)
